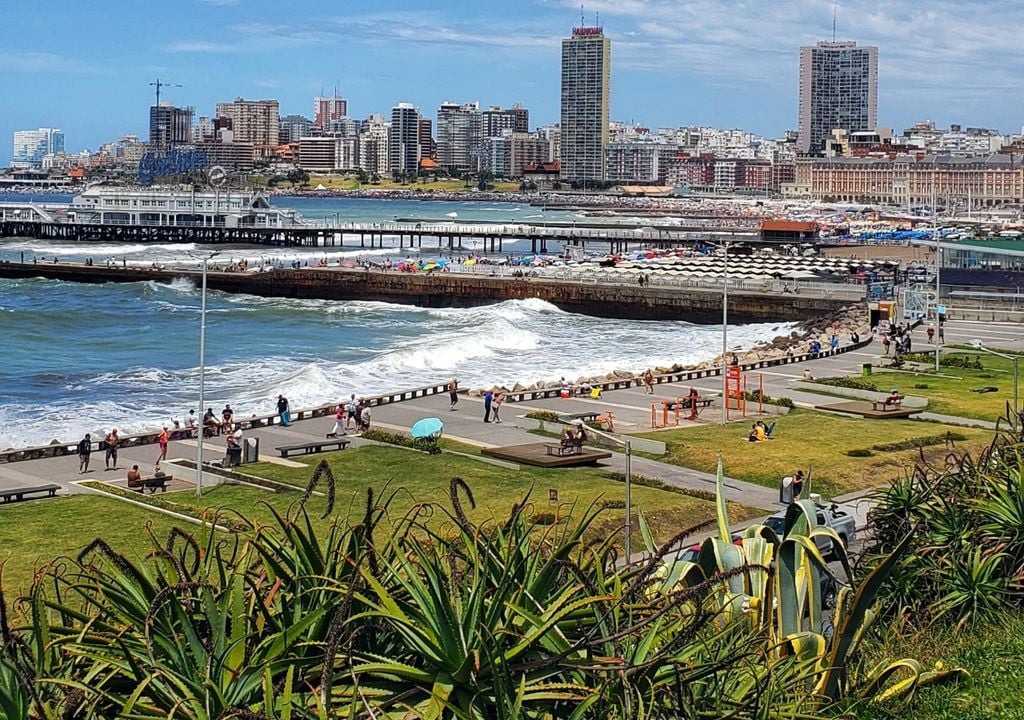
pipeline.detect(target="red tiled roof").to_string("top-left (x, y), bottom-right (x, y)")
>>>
top-left (761, 220), bottom-right (818, 232)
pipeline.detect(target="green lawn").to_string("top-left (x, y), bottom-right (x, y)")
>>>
top-left (191, 445), bottom-right (761, 546)
top-left (636, 409), bottom-right (995, 497)
top-left (857, 350), bottom-right (1021, 423)
top-left (0, 494), bottom-right (209, 597)
top-left (852, 612), bottom-right (1024, 720)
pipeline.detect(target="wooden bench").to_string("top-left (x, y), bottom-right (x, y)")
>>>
top-left (127, 475), bottom-right (171, 493)
top-left (0, 484), bottom-right (60, 504)
top-left (871, 396), bottom-right (904, 411)
top-left (545, 443), bottom-right (583, 457)
top-left (275, 439), bottom-right (351, 458)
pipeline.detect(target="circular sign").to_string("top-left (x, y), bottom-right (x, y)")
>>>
top-left (208, 165), bottom-right (228, 188)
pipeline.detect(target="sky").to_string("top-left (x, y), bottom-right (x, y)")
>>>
top-left (1, 0), bottom-right (1022, 164)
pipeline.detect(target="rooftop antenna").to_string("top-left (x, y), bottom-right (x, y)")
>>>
top-left (832, 3), bottom-right (837, 42)
top-left (596, 11), bottom-right (600, 27)
top-left (149, 78), bottom-right (182, 107)
top-left (581, 3), bottom-right (585, 27)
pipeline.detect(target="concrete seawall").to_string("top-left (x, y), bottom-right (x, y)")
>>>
top-left (0, 262), bottom-right (854, 323)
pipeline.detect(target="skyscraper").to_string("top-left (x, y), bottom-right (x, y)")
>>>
top-left (313, 95), bottom-right (348, 129)
top-left (560, 24), bottom-right (611, 183)
top-left (149, 103), bottom-right (194, 151)
top-left (12, 128), bottom-right (64, 168)
top-left (389, 103), bottom-right (420, 175)
top-left (437, 101), bottom-right (482, 172)
top-left (214, 98), bottom-right (280, 146)
top-left (797, 41), bottom-right (878, 156)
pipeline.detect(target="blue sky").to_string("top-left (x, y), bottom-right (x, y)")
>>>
top-left (2, 0), bottom-right (1022, 164)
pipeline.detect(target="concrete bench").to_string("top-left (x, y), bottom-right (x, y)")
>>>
top-left (557, 412), bottom-right (600, 424)
top-left (275, 439), bottom-right (350, 458)
top-left (0, 484), bottom-right (60, 503)
top-left (128, 475), bottom-right (171, 493)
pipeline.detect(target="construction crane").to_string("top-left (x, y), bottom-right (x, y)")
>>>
top-left (150, 78), bottom-right (183, 106)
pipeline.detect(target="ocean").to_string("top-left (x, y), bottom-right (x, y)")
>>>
top-left (0, 196), bottom-right (792, 449)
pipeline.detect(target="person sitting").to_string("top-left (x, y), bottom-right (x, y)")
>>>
top-left (203, 408), bottom-right (222, 436)
top-left (561, 425), bottom-right (578, 446)
top-left (747, 424), bottom-right (761, 442)
top-left (126, 464), bottom-right (142, 485)
top-left (754, 421), bottom-right (767, 442)
top-left (886, 388), bottom-right (903, 406)
top-left (764, 420), bottom-right (777, 439)
top-left (572, 420), bottom-right (588, 446)
top-left (185, 409), bottom-right (199, 436)
top-left (686, 387), bottom-right (700, 408)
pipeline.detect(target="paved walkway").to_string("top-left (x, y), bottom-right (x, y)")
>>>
top-left (0, 317), bottom-right (1016, 535)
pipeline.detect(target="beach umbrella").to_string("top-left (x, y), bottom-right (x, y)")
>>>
top-left (411, 417), bottom-right (444, 439)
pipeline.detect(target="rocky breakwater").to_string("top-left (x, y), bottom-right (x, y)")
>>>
top-left (470, 305), bottom-right (870, 399)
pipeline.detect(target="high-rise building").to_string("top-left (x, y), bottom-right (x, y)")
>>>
top-left (418, 118), bottom-right (436, 160)
top-left (389, 103), bottom-right (420, 174)
top-left (12, 128), bottom-right (64, 168)
top-left (279, 114), bottom-right (313, 144)
top-left (192, 116), bottom-right (216, 144)
top-left (148, 103), bottom-right (194, 151)
top-left (437, 101), bottom-right (482, 172)
top-left (313, 95), bottom-right (348, 129)
top-left (214, 98), bottom-right (280, 146)
top-left (483, 104), bottom-right (529, 138)
top-left (560, 24), bottom-right (611, 182)
top-left (797, 41), bottom-right (878, 156)
top-left (359, 114), bottom-right (390, 176)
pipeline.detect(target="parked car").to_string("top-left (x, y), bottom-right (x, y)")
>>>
top-left (762, 498), bottom-right (856, 561)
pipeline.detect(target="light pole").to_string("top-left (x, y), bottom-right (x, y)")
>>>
top-left (721, 241), bottom-right (730, 425)
top-left (586, 424), bottom-right (634, 562)
top-left (932, 170), bottom-right (941, 372)
top-left (970, 340), bottom-right (1019, 432)
top-left (192, 251), bottom-right (220, 497)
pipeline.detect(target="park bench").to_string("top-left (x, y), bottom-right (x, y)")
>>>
top-left (127, 475), bottom-right (171, 494)
top-left (275, 438), bottom-right (350, 458)
top-left (871, 396), bottom-right (904, 412)
top-left (0, 484), bottom-right (60, 504)
top-left (545, 443), bottom-right (583, 457)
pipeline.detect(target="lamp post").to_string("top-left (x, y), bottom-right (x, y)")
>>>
top-left (970, 340), bottom-right (1019, 432)
top-left (586, 424), bottom-right (634, 562)
top-left (191, 251), bottom-right (220, 497)
top-left (721, 241), bottom-right (730, 426)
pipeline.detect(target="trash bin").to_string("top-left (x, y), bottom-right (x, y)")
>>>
top-left (225, 446), bottom-right (242, 468)
top-left (779, 475), bottom-right (794, 504)
top-left (862, 363), bottom-right (872, 376)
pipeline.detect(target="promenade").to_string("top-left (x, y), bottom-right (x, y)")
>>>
top-left (1, 317), bottom-right (1017, 536)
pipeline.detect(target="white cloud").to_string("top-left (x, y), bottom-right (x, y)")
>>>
top-left (0, 50), bottom-right (108, 74)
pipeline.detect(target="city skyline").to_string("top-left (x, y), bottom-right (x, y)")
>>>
top-left (2, 0), bottom-right (1023, 165)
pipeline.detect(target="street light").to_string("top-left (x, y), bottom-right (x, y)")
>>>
top-left (970, 340), bottom-right (1019, 432)
top-left (190, 250), bottom-right (220, 496)
top-left (722, 241), bottom-right (729, 426)
top-left (586, 424), bottom-right (634, 562)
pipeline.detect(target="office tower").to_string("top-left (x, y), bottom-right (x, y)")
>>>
top-left (560, 24), bottom-right (611, 182)
top-left (797, 41), bottom-right (878, 156)
top-left (148, 103), bottom-right (194, 151)
top-left (389, 102), bottom-right (420, 174)
top-left (12, 128), bottom-right (64, 168)
top-left (214, 98), bottom-right (280, 145)
top-left (437, 101), bottom-right (482, 172)
top-left (313, 95), bottom-right (348, 129)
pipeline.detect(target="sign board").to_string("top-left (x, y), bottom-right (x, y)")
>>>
top-left (937, 305), bottom-right (946, 315)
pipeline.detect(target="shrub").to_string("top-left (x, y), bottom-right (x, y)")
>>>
top-left (845, 448), bottom-right (875, 457)
top-left (914, 383), bottom-right (930, 389)
top-left (814, 376), bottom-right (879, 391)
top-left (361, 428), bottom-right (441, 454)
top-left (904, 352), bottom-right (984, 369)
top-left (870, 433), bottom-right (966, 453)
top-left (744, 390), bottom-right (795, 408)
top-left (525, 410), bottom-right (563, 422)
top-left (605, 471), bottom-right (717, 502)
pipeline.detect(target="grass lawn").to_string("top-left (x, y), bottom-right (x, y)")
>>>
top-left (191, 445), bottom-right (761, 547)
top-left (0, 494), bottom-right (208, 597)
top-left (847, 350), bottom-right (1021, 423)
top-left (636, 409), bottom-right (995, 497)
top-left (852, 612), bottom-right (1024, 720)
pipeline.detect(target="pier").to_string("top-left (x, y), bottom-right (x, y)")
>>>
top-left (0, 216), bottom-right (757, 255)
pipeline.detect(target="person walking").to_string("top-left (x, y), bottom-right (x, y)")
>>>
top-left (642, 369), bottom-right (654, 394)
top-left (277, 394), bottom-right (291, 426)
top-left (938, 324), bottom-right (945, 344)
top-left (492, 391), bottom-right (504, 424)
top-left (328, 402), bottom-right (346, 438)
top-left (927, 324), bottom-right (935, 344)
top-left (103, 428), bottom-right (120, 471)
top-left (483, 389), bottom-right (494, 423)
top-left (157, 426), bottom-right (169, 464)
top-left (345, 393), bottom-right (357, 431)
top-left (77, 433), bottom-right (92, 474)
top-left (448, 378), bottom-right (459, 411)
top-left (359, 403), bottom-right (372, 434)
